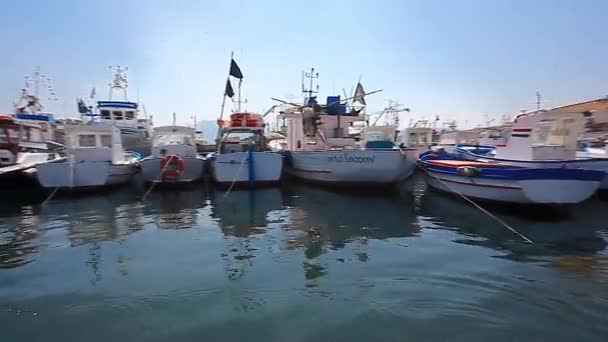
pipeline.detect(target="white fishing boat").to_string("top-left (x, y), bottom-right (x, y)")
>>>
top-left (11, 67), bottom-right (60, 144)
top-left (139, 125), bottom-right (205, 184)
top-left (78, 66), bottom-right (153, 156)
top-left (455, 109), bottom-right (608, 190)
top-left (207, 56), bottom-right (283, 187)
top-left (419, 154), bottom-right (604, 205)
top-left (210, 112), bottom-right (283, 186)
top-left (0, 115), bottom-right (58, 185)
top-left (277, 71), bottom-right (416, 187)
top-left (35, 123), bottom-right (138, 190)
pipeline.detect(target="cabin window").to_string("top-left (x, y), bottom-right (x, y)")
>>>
top-left (125, 111), bottom-right (135, 120)
top-left (78, 134), bottom-right (97, 147)
top-left (101, 110), bottom-right (111, 119)
top-left (113, 111), bottom-right (124, 120)
top-left (100, 134), bottom-right (112, 147)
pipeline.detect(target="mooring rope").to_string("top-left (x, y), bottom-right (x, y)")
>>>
top-left (141, 157), bottom-right (173, 201)
top-left (223, 154), bottom-right (248, 199)
top-left (41, 187), bottom-right (59, 206)
top-left (426, 170), bottom-right (534, 244)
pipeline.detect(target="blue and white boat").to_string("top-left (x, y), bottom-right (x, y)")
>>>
top-left (79, 66), bottom-right (153, 156)
top-left (454, 109), bottom-right (608, 191)
top-left (418, 151), bottom-right (605, 205)
top-left (12, 68), bottom-right (59, 144)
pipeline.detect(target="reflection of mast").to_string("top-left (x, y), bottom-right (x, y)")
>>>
top-left (86, 243), bottom-right (103, 286)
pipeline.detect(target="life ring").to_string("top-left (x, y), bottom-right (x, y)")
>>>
top-left (160, 154), bottom-right (184, 178)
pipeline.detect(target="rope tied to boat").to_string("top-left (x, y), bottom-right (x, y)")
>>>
top-left (425, 169), bottom-right (534, 244)
top-left (223, 154), bottom-right (249, 199)
top-left (141, 157), bottom-right (174, 201)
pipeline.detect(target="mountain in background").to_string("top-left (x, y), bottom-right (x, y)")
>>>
top-left (196, 120), bottom-right (217, 142)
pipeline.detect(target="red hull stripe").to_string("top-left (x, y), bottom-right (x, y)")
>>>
top-left (435, 177), bottom-right (522, 189)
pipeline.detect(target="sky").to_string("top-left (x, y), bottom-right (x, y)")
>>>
top-left (0, 0), bottom-right (607, 128)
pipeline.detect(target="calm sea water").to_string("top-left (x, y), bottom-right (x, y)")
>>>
top-left (1, 175), bottom-right (607, 341)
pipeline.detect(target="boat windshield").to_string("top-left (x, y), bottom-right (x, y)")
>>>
top-left (153, 133), bottom-right (193, 146)
top-left (222, 131), bottom-right (261, 144)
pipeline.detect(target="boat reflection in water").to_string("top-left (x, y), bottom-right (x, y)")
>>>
top-left (279, 184), bottom-right (420, 286)
top-left (417, 182), bottom-right (608, 281)
top-left (0, 205), bottom-right (41, 269)
top-left (144, 188), bottom-right (207, 230)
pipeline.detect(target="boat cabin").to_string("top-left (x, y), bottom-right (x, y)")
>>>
top-left (217, 112), bottom-right (267, 153)
top-left (495, 110), bottom-right (584, 161)
top-left (399, 123), bottom-right (434, 150)
top-left (98, 101), bottom-right (138, 122)
top-left (65, 124), bottom-right (126, 163)
top-left (151, 126), bottom-right (197, 158)
top-left (0, 115), bottom-right (47, 165)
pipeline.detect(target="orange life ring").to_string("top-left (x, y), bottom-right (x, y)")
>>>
top-left (160, 154), bottom-right (184, 178)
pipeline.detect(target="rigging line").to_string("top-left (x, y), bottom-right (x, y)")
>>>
top-left (425, 169), bottom-right (534, 244)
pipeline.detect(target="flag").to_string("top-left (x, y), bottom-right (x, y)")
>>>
top-left (225, 79), bottom-right (235, 98)
top-left (229, 59), bottom-right (243, 79)
top-left (77, 98), bottom-right (88, 114)
top-left (353, 82), bottom-right (366, 105)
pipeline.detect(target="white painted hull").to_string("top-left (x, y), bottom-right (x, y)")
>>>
top-left (287, 149), bottom-right (417, 185)
top-left (139, 156), bottom-right (205, 183)
top-left (424, 171), bottom-right (600, 204)
top-left (457, 152), bottom-right (608, 190)
top-left (211, 152), bottom-right (283, 185)
top-left (36, 161), bottom-right (136, 189)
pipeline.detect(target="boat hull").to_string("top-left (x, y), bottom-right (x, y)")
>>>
top-left (211, 152), bottom-right (283, 186)
top-left (286, 149), bottom-right (417, 186)
top-left (36, 161), bottom-right (136, 189)
top-left (139, 156), bottom-right (205, 184)
top-left (420, 160), bottom-right (603, 204)
top-left (455, 146), bottom-right (608, 190)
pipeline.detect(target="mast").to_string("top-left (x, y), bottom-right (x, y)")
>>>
top-left (108, 65), bottom-right (129, 101)
top-left (303, 68), bottom-right (319, 104)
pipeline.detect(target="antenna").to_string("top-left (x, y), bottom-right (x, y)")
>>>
top-left (302, 68), bottom-right (319, 104)
top-left (536, 91), bottom-right (541, 111)
top-left (108, 65), bottom-right (129, 100)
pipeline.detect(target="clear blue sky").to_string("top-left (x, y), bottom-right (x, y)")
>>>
top-left (1, 0), bottom-right (606, 127)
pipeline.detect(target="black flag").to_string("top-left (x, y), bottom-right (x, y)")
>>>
top-left (225, 79), bottom-right (235, 98)
top-left (229, 59), bottom-right (243, 79)
top-left (77, 98), bottom-right (89, 114)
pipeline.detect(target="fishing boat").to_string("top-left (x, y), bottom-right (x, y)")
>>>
top-left (35, 123), bottom-right (139, 190)
top-left (278, 70), bottom-right (416, 187)
top-left (139, 125), bottom-right (205, 184)
top-left (0, 115), bottom-right (58, 185)
top-left (418, 152), bottom-right (605, 205)
top-left (78, 66), bottom-right (153, 156)
top-left (209, 112), bottom-right (283, 186)
top-left (207, 56), bottom-right (283, 187)
top-left (454, 109), bottom-right (608, 190)
top-left (11, 68), bottom-right (60, 144)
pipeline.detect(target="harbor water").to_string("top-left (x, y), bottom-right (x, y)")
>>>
top-left (1, 175), bottom-right (607, 341)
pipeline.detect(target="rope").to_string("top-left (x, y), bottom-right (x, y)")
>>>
top-left (425, 169), bottom-right (534, 244)
top-left (141, 156), bottom-right (173, 201)
top-left (41, 187), bottom-right (59, 206)
top-left (223, 154), bottom-right (248, 199)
